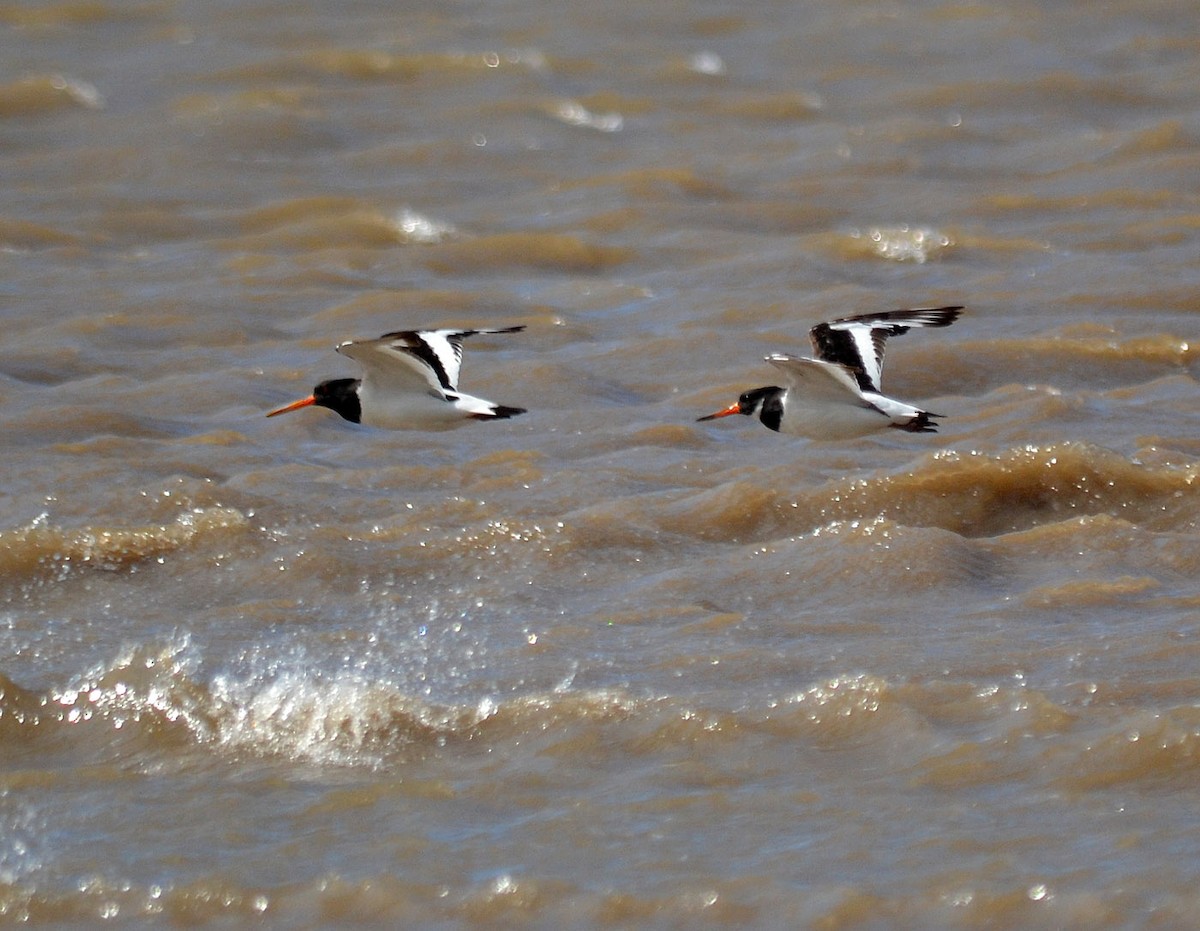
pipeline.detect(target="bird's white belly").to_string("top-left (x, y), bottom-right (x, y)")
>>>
top-left (779, 395), bottom-right (893, 439)
top-left (357, 385), bottom-right (466, 430)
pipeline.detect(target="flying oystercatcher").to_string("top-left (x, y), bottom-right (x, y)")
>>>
top-left (267, 326), bottom-right (527, 429)
top-left (697, 307), bottom-right (963, 438)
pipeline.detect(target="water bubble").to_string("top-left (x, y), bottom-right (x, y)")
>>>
top-left (689, 51), bottom-right (726, 75)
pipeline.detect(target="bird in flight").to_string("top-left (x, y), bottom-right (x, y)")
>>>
top-left (697, 307), bottom-right (963, 437)
top-left (267, 326), bottom-right (526, 429)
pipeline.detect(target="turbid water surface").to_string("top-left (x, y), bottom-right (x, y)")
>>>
top-left (4, 0), bottom-right (1200, 925)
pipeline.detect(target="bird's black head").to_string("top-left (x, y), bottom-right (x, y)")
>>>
top-left (268, 378), bottom-right (363, 422)
top-left (311, 378), bottom-right (363, 423)
top-left (738, 386), bottom-right (785, 431)
top-left (697, 385), bottom-right (785, 432)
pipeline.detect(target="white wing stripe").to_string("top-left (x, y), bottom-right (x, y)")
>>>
top-left (411, 331), bottom-right (466, 391)
top-left (848, 327), bottom-right (881, 389)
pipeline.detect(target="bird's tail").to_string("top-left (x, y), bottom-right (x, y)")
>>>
top-left (891, 410), bottom-right (943, 433)
top-left (470, 404), bottom-right (527, 421)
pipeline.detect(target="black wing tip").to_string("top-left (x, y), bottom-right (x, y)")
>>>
top-left (828, 306), bottom-right (965, 329)
top-left (896, 306), bottom-right (964, 327)
top-left (375, 324), bottom-right (526, 342)
top-left (919, 306), bottom-right (964, 325)
top-left (453, 325), bottom-right (527, 339)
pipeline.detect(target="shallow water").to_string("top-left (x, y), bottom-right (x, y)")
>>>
top-left (3, 0), bottom-right (1200, 925)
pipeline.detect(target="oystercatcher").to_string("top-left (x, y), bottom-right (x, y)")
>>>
top-left (697, 306), bottom-right (963, 437)
top-left (267, 326), bottom-right (527, 428)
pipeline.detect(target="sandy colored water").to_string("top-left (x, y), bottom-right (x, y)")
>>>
top-left (3, 0), bottom-right (1200, 925)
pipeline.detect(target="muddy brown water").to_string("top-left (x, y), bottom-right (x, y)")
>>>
top-left (3, 0), bottom-right (1200, 925)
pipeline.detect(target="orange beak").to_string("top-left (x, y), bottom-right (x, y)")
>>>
top-left (266, 395), bottom-right (316, 418)
top-left (697, 401), bottom-right (741, 422)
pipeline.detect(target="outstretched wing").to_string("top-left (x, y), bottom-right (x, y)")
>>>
top-left (808, 306), bottom-right (962, 393)
top-left (766, 354), bottom-right (867, 405)
top-left (338, 325), bottom-right (524, 395)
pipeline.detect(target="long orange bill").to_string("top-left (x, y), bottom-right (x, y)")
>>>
top-left (266, 395), bottom-right (316, 417)
top-left (696, 402), bottom-right (741, 422)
